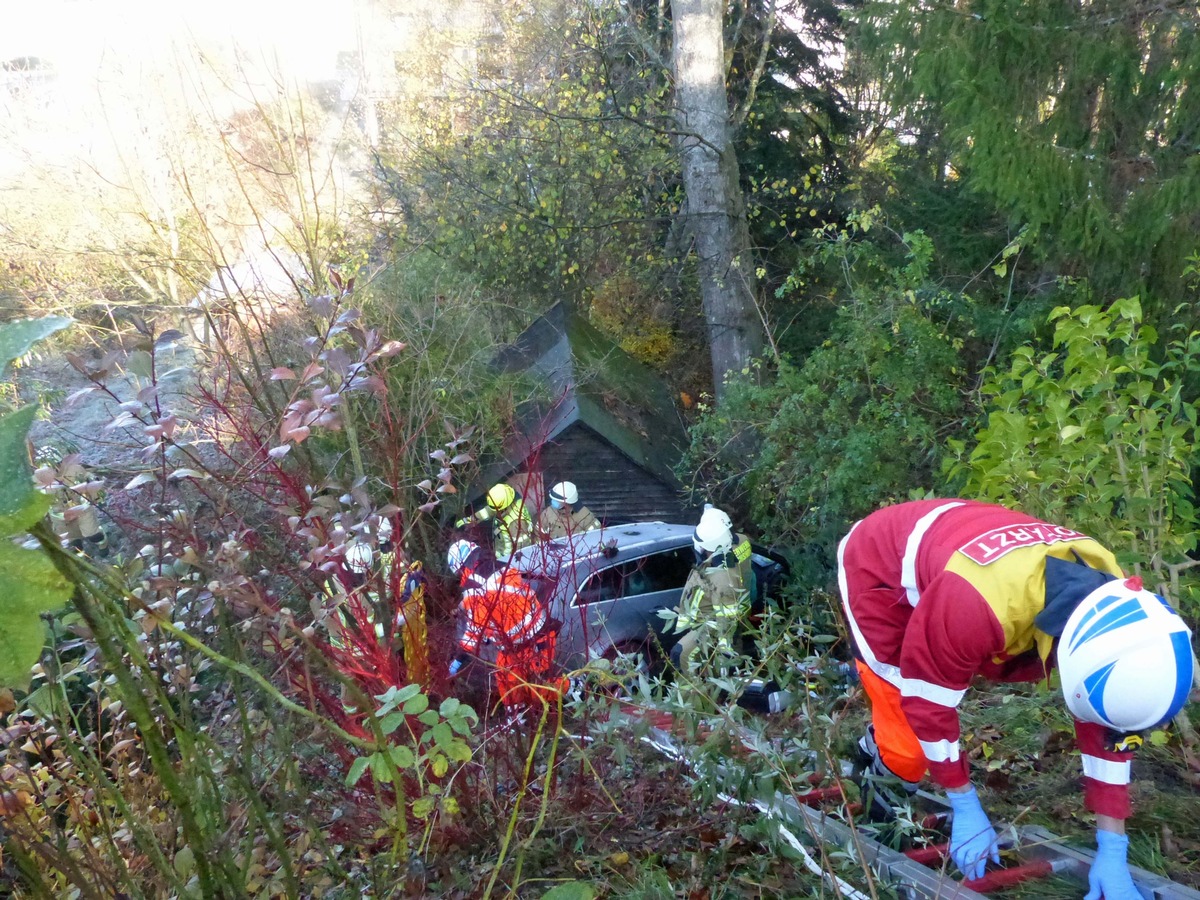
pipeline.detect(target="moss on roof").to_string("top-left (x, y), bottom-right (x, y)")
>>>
top-left (490, 302), bottom-right (686, 486)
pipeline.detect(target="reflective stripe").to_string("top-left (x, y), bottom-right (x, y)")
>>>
top-left (919, 738), bottom-right (961, 763)
top-left (1081, 754), bottom-right (1131, 785)
top-left (506, 604), bottom-right (546, 641)
top-left (899, 679), bottom-right (968, 708)
top-left (901, 501), bottom-right (965, 607)
top-left (839, 520), bottom-right (899, 686)
top-left (839, 519), bottom-right (967, 710)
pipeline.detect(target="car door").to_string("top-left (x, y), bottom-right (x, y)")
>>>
top-left (570, 545), bottom-right (694, 659)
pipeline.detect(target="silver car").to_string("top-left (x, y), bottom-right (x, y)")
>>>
top-left (506, 522), bottom-right (789, 671)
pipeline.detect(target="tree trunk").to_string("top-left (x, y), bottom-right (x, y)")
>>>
top-left (671, 0), bottom-right (764, 400)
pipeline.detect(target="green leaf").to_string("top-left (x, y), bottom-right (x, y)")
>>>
top-left (124, 350), bottom-right (153, 379)
top-left (401, 693), bottom-right (429, 716)
top-left (1059, 425), bottom-right (1084, 442)
top-left (0, 406), bottom-right (49, 534)
top-left (344, 756), bottom-right (369, 787)
top-left (375, 682), bottom-right (421, 714)
top-left (389, 745), bottom-right (416, 768)
top-left (540, 882), bottom-right (597, 900)
top-left (0, 317), bottom-right (71, 373)
top-left (368, 753), bottom-right (393, 783)
top-left (379, 713), bottom-right (404, 735)
top-left (417, 710), bottom-right (439, 727)
top-left (392, 683), bottom-right (422, 703)
top-left (412, 796), bottom-right (435, 819)
top-left (439, 697), bottom-right (461, 718)
top-left (431, 722), bottom-right (453, 751)
top-left (173, 846), bottom-right (196, 879)
top-left (0, 542), bottom-right (71, 616)
top-left (0, 612), bottom-right (49, 691)
top-left (0, 542), bottom-right (72, 688)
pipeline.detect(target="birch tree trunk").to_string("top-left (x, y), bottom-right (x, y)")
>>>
top-left (671, 0), bottom-right (764, 399)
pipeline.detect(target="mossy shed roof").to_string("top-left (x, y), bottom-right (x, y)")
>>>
top-left (489, 302), bottom-right (687, 488)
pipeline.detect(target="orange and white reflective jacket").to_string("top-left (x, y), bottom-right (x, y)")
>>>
top-left (457, 567), bottom-right (548, 655)
top-left (838, 499), bottom-right (1135, 818)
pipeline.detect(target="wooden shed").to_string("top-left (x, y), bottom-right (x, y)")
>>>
top-left (480, 303), bottom-right (696, 526)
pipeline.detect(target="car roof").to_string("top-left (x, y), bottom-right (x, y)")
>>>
top-left (508, 522), bottom-right (693, 575)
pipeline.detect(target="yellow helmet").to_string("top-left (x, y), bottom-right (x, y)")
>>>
top-left (486, 483), bottom-right (516, 512)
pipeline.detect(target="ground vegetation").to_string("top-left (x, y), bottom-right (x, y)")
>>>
top-left (0, 0), bottom-right (1199, 896)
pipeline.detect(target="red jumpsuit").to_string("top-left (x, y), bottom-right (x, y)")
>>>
top-left (458, 567), bottom-right (563, 710)
top-left (838, 499), bottom-right (1134, 818)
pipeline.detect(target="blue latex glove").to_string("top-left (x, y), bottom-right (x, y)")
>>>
top-left (448, 659), bottom-right (463, 677)
top-left (947, 786), bottom-right (1000, 881)
top-left (1085, 830), bottom-right (1140, 900)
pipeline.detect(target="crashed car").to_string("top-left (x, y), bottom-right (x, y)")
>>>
top-left (505, 522), bottom-right (789, 671)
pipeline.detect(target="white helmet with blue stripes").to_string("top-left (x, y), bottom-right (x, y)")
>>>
top-left (1057, 577), bottom-right (1194, 733)
top-left (446, 539), bottom-right (478, 575)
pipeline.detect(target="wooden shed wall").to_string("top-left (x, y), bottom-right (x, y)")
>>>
top-left (532, 422), bottom-right (693, 525)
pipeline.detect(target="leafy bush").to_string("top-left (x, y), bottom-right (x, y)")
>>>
top-left (947, 296), bottom-right (1200, 609)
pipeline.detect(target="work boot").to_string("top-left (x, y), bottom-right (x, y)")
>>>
top-left (853, 726), bottom-right (920, 822)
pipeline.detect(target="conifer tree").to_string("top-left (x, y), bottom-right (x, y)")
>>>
top-left (862, 0), bottom-right (1200, 310)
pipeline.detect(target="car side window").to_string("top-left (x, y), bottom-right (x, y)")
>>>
top-left (575, 564), bottom-right (625, 606)
top-left (623, 548), bottom-right (693, 596)
top-left (575, 548), bottom-right (694, 606)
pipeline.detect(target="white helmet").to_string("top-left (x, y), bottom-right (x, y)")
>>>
top-left (549, 481), bottom-right (578, 507)
top-left (376, 517), bottom-right (394, 543)
top-left (345, 542), bottom-right (375, 575)
top-left (693, 506), bottom-right (734, 556)
top-left (1058, 577), bottom-right (1194, 733)
top-left (447, 539), bottom-right (478, 575)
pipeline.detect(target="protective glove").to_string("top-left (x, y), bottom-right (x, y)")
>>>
top-left (947, 786), bottom-right (1000, 881)
top-left (1085, 830), bottom-right (1140, 900)
top-left (454, 517), bottom-right (471, 529)
top-left (448, 658), bottom-right (463, 677)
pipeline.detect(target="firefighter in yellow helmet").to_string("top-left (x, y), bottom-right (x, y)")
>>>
top-left (456, 483), bottom-right (533, 558)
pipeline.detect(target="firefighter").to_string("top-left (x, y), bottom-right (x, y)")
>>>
top-left (537, 481), bottom-right (600, 541)
top-left (669, 506), bottom-right (755, 672)
top-left (838, 499), bottom-right (1196, 898)
top-left (322, 541), bottom-right (385, 654)
top-left (395, 557), bottom-right (430, 686)
top-left (445, 539), bottom-right (565, 714)
top-left (456, 483), bottom-right (534, 558)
